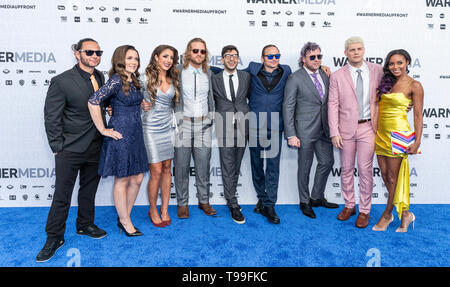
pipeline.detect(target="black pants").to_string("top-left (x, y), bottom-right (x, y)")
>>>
top-left (218, 137), bottom-right (247, 208)
top-left (249, 130), bottom-right (282, 207)
top-left (45, 139), bottom-right (102, 240)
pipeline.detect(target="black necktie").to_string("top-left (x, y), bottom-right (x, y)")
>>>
top-left (229, 74), bottom-right (236, 104)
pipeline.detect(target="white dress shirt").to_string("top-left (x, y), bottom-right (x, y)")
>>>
top-left (222, 69), bottom-right (239, 102)
top-left (181, 64), bottom-right (209, 117)
top-left (349, 61), bottom-right (371, 120)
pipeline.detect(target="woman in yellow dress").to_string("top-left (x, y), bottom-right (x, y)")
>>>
top-left (372, 49), bottom-right (424, 232)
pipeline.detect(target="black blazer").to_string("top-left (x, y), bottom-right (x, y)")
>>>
top-left (44, 65), bottom-right (106, 153)
top-left (211, 70), bottom-right (251, 142)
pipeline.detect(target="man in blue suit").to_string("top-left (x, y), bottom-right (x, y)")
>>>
top-left (244, 45), bottom-right (292, 224)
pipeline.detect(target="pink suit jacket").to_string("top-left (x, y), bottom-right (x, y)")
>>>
top-left (328, 61), bottom-right (383, 140)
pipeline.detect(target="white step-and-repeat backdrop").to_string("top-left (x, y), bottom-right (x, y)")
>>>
top-left (1, 0), bottom-right (449, 207)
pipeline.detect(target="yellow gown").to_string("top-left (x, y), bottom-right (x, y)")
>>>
top-left (375, 92), bottom-right (412, 219)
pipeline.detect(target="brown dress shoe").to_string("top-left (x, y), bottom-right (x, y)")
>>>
top-left (198, 203), bottom-right (217, 216)
top-left (337, 207), bottom-right (356, 221)
top-left (177, 205), bottom-right (189, 219)
top-left (355, 212), bottom-right (370, 228)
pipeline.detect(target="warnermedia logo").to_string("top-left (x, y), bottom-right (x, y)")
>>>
top-left (0, 168), bottom-right (56, 178)
top-left (0, 52), bottom-right (56, 63)
top-left (246, 0), bottom-right (336, 4)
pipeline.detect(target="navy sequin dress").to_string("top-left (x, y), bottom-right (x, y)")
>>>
top-left (88, 74), bottom-right (149, 178)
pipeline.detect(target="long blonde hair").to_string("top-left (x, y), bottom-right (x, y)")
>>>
top-left (108, 45), bottom-right (141, 95)
top-left (145, 45), bottom-right (180, 105)
top-left (182, 38), bottom-right (209, 73)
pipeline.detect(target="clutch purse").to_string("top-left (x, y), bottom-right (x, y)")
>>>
top-left (391, 131), bottom-right (421, 155)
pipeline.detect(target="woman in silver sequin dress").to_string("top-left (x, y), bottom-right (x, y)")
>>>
top-left (141, 45), bottom-right (180, 227)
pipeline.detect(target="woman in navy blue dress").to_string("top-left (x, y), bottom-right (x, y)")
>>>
top-left (88, 45), bottom-right (148, 236)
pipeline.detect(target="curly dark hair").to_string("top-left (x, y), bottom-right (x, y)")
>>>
top-left (377, 49), bottom-right (411, 99)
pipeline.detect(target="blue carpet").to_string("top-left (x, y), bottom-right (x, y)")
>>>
top-left (0, 205), bottom-right (448, 267)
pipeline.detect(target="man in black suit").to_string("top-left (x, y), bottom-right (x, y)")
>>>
top-left (37, 38), bottom-right (108, 262)
top-left (211, 45), bottom-right (251, 224)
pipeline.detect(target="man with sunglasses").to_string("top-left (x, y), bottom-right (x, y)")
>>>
top-left (38, 38), bottom-right (108, 262)
top-left (173, 38), bottom-right (217, 218)
top-left (283, 42), bottom-right (338, 220)
top-left (243, 45), bottom-right (292, 224)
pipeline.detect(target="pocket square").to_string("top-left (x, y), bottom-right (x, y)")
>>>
top-left (391, 131), bottom-right (421, 155)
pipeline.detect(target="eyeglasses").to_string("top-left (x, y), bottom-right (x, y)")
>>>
top-left (192, 49), bottom-right (206, 55)
top-left (264, 54), bottom-right (281, 60)
top-left (79, 50), bottom-right (103, 57)
top-left (223, 54), bottom-right (239, 59)
top-left (308, 54), bottom-right (323, 61)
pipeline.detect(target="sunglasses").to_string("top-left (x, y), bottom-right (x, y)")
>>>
top-left (265, 54), bottom-right (281, 60)
top-left (79, 50), bottom-right (103, 57)
top-left (308, 54), bottom-right (323, 61)
top-left (192, 49), bottom-right (206, 55)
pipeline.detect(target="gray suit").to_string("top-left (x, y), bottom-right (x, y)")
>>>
top-left (212, 70), bottom-right (251, 208)
top-left (174, 64), bottom-right (215, 206)
top-left (283, 67), bottom-right (334, 204)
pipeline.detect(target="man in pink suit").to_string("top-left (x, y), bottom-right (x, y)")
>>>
top-left (328, 37), bottom-right (383, 228)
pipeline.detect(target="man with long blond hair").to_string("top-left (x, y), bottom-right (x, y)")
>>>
top-left (173, 38), bottom-right (216, 218)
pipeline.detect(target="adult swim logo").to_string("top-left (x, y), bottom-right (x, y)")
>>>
top-left (0, 52), bottom-right (56, 63)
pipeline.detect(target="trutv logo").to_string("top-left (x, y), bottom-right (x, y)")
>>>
top-left (426, 0), bottom-right (450, 7)
top-left (0, 52), bottom-right (56, 63)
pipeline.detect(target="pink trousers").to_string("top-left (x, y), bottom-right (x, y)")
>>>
top-left (340, 121), bottom-right (375, 214)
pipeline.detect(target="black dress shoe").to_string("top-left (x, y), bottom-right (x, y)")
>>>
top-left (230, 206), bottom-right (245, 224)
top-left (36, 238), bottom-right (65, 263)
top-left (117, 221), bottom-right (144, 237)
top-left (261, 206), bottom-right (280, 224)
top-left (253, 199), bottom-right (263, 214)
top-left (300, 203), bottom-right (316, 219)
top-left (76, 224), bottom-right (107, 239)
top-left (311, 198), bottom-right (339, 209)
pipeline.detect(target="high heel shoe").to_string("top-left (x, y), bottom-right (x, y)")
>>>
top-left (117, 216), bottom-right (141, 232)
top-left (117, 220), bottom-right (143, 237)
top-left (148, 211), bottom-right (166, 228)
top-left (159, 208), bottom-right (171, 226)
top-left (372, 214), bottom-right (394, 231)
top-left (395, 212), bottom-right (415, 233)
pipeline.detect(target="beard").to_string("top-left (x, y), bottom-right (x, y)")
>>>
top-left (79, 55), bottom-right (99, 69)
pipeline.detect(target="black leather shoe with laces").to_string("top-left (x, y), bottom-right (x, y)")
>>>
top-left (36, 238), bottom-right (65, 263)
top-left (76, 224), bottom-right (107, 239)
top-left (230, 206), bottom-right (245, 224)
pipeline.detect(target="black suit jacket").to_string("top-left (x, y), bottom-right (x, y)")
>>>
top-left (211, 70), bottom-right (251, 143)
top-left (44, 65), bottom-right (106, 153)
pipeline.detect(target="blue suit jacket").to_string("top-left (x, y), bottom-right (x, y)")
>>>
top-left (244, 61), bottom-right (292, 131)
